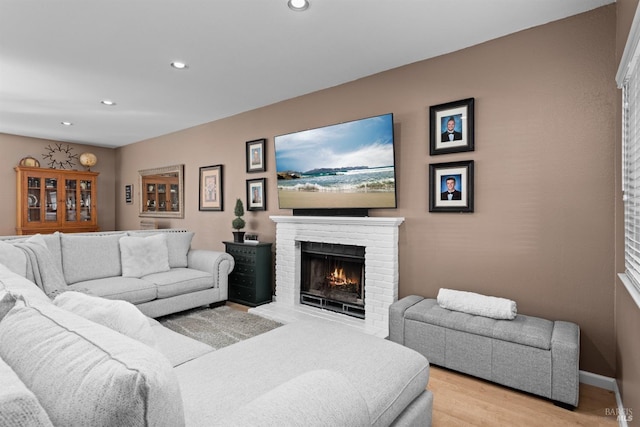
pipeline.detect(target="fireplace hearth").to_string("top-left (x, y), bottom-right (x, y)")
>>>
top-left (300, 242), bottom-right (365, 318)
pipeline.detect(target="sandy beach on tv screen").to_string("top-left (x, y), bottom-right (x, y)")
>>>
top-left (278, 190), bottom-right (395, 209)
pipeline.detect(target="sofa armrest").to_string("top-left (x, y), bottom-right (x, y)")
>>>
top-left (187, 250), bottom-right (234, 296)
top-left (389, 295), bottom-right (425, 343)
top-left (212, 370), bottom-right (370, 427)
top-left (550, 321), bottom-right (580, 407)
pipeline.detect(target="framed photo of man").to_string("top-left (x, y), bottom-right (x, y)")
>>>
top-left (246, 178), bottom-right (266, 211)
top-left (246, 138), bottom-right (266, 173)
top-left (199, 164), bottom-right (223, 211)
top-left (429, 160), bottom-right (474, 213)
top-left (429, 98), bottom-right (475, 155)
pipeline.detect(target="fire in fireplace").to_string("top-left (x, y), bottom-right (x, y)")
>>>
top-left (300, 242), bottom-right (365, 318)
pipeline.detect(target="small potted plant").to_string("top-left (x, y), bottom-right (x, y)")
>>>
top-left (232, 198), bottom-right (246, 243)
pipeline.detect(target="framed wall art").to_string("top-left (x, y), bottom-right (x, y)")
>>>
top-left (199, 164), bottom-right (224, 211)
top-left (429, 160), bottom-right (474, 213)
top-left (246, 178), bottom-right (266, 211)
top-left (429, 97), bottom-right (475, 155)
top-left (246, 138), bottom-right (266, 173)
top-left (125, 184), bottom-right (133, 204)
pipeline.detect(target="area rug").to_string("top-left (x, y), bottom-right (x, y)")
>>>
top-left (157, 305), bottom-right (283, 350)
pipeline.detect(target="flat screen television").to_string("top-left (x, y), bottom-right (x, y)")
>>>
top-left (274, 113), bottom-right (397, 214)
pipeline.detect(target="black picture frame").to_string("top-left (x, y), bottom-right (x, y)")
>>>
top-left (429, 160), bottom-right (474, 213)
top-left (246, 178), bottom-right (266, 211)
top-left (125, 184), bottom-right (133, 204)
top-left (246, 138), bottom-right (266, 173)
top-left (429, 98), bottom-right (475, 155)
top-left (199, 164), bottom-right (224, 211)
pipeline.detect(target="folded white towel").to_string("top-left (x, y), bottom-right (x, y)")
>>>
top-left (437, 288), bottom-right (517, 320)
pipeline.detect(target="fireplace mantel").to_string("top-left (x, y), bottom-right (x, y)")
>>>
top-left (256, 215), bottom-right (405, 337)
top-left (270, 215), bottom-right (405, 228)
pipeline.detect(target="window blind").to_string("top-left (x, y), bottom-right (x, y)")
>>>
top-left (623, 48), bottom-right (640, 294)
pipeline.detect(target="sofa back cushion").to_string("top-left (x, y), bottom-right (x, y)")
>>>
top-left (53, 291), bottom-right (157, 348)
top-left (129, 230), bottom-right (194, 268)
top-left (0, 264), bottom-right (52, 307)
top-left (61, 233), bottom-right (125, 284)
top-left (0, 299), bottom-right (185, 427)
top-left (0, 241), bottom-right (28, 277)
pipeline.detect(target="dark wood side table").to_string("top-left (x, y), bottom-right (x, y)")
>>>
top-left (223, 241), bottom-right (273, 307)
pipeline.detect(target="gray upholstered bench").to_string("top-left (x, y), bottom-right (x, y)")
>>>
top-left (389, 295), bottom-right (580, 408)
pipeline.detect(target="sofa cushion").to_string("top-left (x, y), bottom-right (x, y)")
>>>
top-left (213, 370), bottom-right (371, 427)
top-left (0, 355), bottom-right (53, 427)
top-left (53, 291), bottom-right (157, 348)
top-left (148, 317), bottom-right (214, 367)
top-left (176, 321), bottom-right (429, 427)
top-left (68, 276), bottom-right (157, 304)
top-left (0, 300), bottom-right (184, 427)
top-left (405, 298), bottom-right (553, 350)
top-left (120, 234), bottom-right (170, 278)
top-left (129, 230), bottom-right (194, 268)
top-left (144, 268), bottom-right (213, 299)
top-left (61, 233), bottom-right (125, 284)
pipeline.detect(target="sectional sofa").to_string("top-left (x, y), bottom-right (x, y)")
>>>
top-left (0, 229), bottom-right (234, 318)
top-left (0, 258), bottom-right (433, 425)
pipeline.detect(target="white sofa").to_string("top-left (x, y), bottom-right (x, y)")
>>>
top-left (0, 264), bottom-right (434, 426)
top-left (0, 229), bottom-right (234, 318)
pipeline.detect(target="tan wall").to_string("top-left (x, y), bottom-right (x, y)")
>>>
top-left (116, 6), bottom-right (617, 375)
top-left (0, 133), bottom-right (117, 234)
top-left (616, 0), bottom-right (640, 421)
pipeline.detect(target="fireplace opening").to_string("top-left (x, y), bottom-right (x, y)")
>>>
top-left (300, 242), bottom-right (365, 319)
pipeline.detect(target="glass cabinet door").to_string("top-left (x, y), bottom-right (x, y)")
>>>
top-left (80, 179), bottom-right (92, 222)
top-left (65, 179), bottom-right (77, 221)
top-left (44, 178), bottom-right (58, 223)
top-left (65, 179), bottom-right (93, 222)
top-left (27, 176), bottom-right (41, 222)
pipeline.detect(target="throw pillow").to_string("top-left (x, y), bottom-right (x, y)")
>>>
top-left (0, 302), bottom-right (184, 427)
top-left (53, 291), bottom-right (157, 348)
top-left (437, 288), bottom-right (518, 320)
top-left (0, 291), bottom-right (22, 321)
top-left (129, 231), bottom-right (194, 268)
top-left (120, 233), bottom-right (170, 278)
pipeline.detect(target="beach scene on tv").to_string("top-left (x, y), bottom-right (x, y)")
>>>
top-left (275, 114), bottom-right (397, 209)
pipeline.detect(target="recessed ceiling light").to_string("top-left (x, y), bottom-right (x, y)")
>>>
top-left (61, 121), bottom-right (73, 126)
top-left (171, 61), bottom-right (188, 69)
top-left (288, 0), bottom-right (309, 11)
top-left (100, 100), bottom-right (116, 106)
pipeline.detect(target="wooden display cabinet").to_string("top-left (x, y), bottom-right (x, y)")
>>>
top-left (15, 166), bottom-right (99, 235)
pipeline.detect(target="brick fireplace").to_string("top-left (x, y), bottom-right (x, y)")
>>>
top-left (249, 215), bottom-right (404, 337)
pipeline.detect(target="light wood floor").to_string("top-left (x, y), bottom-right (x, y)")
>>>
top-left (429, 366), bottom-right (618, 426)
top-left (228, 303), bottom-right (619, 426)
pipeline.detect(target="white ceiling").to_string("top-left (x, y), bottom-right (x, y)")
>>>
top-left (0, 0), bottom-right (614, 148)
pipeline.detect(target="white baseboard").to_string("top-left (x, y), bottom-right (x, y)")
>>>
top-left (580, 370), bottom-right (617, 390)
top-left (580, 371), bottom-right (628, 427)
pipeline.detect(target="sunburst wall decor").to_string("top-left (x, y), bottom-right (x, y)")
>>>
top-left (42, 143), bottom-right (79, 169)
